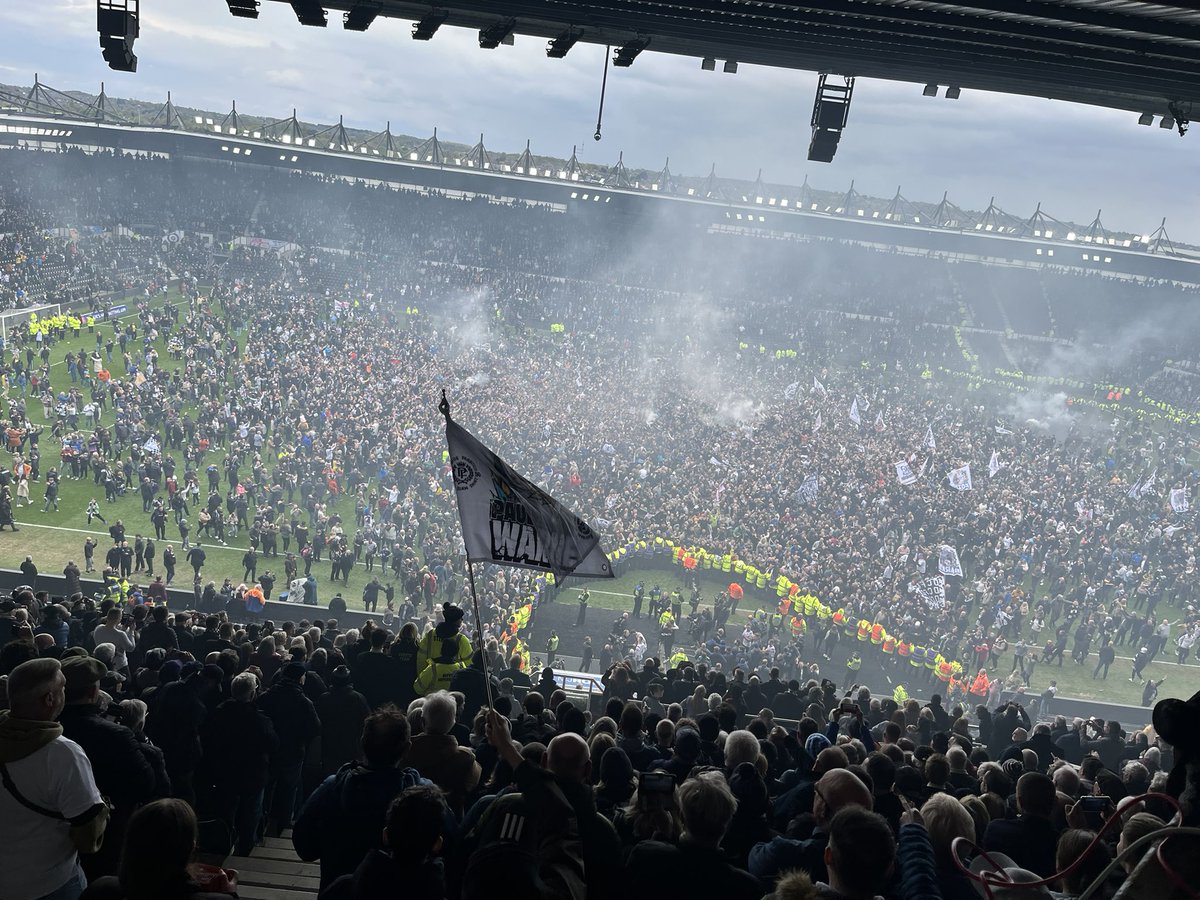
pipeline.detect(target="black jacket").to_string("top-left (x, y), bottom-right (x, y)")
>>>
top-left (982, 814), bottom-right (1059, 878)
top-left (147, 677), bottom-right (209, 771)
top-left (628, 838), bottom-right (762, 900)
top-left (257, 679), bottom-right (321, 766)
top-left (316, 686), bottom-right (370, 775)
top-left (449, 665), bottom-right (501, 722)
top-left (58, 703), bottom-right (157, 809)
top-left (201, 698), bottom-right (279, 789)
top-left (350, 651), bottom-right (398, 710)
top-left (323, 852), bottom-right (445, 900)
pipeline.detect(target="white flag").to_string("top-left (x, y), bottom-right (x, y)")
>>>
top-left (813, 411), bottom-right (823, 433)
top-left (1171, 488), bottom-right (1190, 513)
top-left (988, 451), bottom-right (1002, 478)
top-left (784, 381), bottom-right (800, 400)
top-left (939, 545), bottom-right (963, 577)
top-left (161, 230), bottom-right (184, 247)
top-left (849, 398), bottom-right (861, 426)
top-left (994, 425), bottom-right (1013, 435)
top-left (812, 377), bottom-right (827, 398)
top-left (925, 426), bottom-right (937, 450)
top-left (443, 401), bottom-right (612, 580)
top-left (874, 411), bottom-right (885, 432)
top-left (895, 461), bottom-right (918, 485)
top-left (919, 456), bottom-right (930, 478)
top-left (859, 396), bottom-right (870, 413)
top-left (948, 464), bottom-right (973, 491)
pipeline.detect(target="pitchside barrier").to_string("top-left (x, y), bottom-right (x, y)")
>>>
top-left (0, 568), bottom-right (1155, 731)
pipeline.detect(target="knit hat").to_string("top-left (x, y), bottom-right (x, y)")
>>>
top-left (805, 732), bottom-right (832, 758)
top-left (281, 661), bottom-right (307, 681)
top-left (442, 602), bottom-right (465, 625)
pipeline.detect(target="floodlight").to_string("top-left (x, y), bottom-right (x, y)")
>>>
top-left (412, 11), bottom-right (447, 40)
top-left (1137, 112), bottom-right (1154, 126)
top-left (289, 0), bottom-right (326, 26)
top-left (225, 0), bottom-right (259, 17)
top-left (945, 86), bottom-right (961, 99)
top-left (922, 84), bottom-right (937, 97)
top-left (97, 0), bottom-right (139, 72)
top-left (701, 57), bottom-right (715, 71)
top-left (613, 38), bottom-right (650, 67)
top-left (547, 29), bottom-right (581, 58)
top-left (1160, 116), bottom-right (1175, 129)
top-left (723, 60), bottom-right (738, 74)
top-left (479, 18), bottom-right (516, 48)
top-left (344, 3), bottom-right (381, 30)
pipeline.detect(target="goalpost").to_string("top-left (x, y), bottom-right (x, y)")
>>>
top-left (0, 302), bottom-right (63, 346)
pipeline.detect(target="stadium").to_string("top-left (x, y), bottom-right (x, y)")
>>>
top-left (2, 2), bottom-right (1200, 899)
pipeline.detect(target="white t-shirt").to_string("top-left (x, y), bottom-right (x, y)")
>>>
top-left (0, 735), bottom-right (103, 900)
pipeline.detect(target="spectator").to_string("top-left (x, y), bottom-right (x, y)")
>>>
top-left (293, 705), bottom-right (432, 892)
top-left (0, 658), bottom-right (108, 900)
top-left (401, 690), bottom-right (481, 814)
top-left (257, 661), bottom-right (321, 836)
top-left (982, 772), bottom-right (1060, 877)
top-left (625, 771), bottom-right (762, 900)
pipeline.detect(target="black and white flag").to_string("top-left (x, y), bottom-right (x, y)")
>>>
top-left (925, 426), bottom-right (937, 450)
top-left (784, 381), bottom-right (800, 401)
top-left (895, 461), bottom-right (918, 485)
top-left (795, 473), bottom-right (820, 504)
top-left (1171, 488), bottom-right (1190, 514)
top-left (814, 411), bottom-right (823, 433)
top-left (874, 411), bottom-right (886, 432)
top-left (849, 398), bottom-right (861, 426)
top-left (442, 398), bottom-right (612, 580)
top-left (948, 464), bottom-right (973, 492)
top-left (1129, 469), bottom-right (1158, 500)
top-left (938, 545), bottom-right (963, 577)
top-left (812, 376), bottom-right (827, 398)
top-left (912, 574), bottom-right (947, 609)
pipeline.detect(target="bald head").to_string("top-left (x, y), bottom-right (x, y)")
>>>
top-left (815, 768), bottom-right (872, 824)
top-left (547, 732), bottom-right (591, 784)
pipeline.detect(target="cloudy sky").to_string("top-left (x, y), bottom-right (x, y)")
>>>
top-left (2, 0), bottom-right (1198, 241)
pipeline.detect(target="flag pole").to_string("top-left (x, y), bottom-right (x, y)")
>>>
top-left (440, 390), bottom-right (494, 712)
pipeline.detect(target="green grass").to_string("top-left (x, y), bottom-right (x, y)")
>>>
top-left (6, 297), bottom-right (1199, 707)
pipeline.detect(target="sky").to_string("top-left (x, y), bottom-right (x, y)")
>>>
top-left (1, 0), bottom-right (1198, 241)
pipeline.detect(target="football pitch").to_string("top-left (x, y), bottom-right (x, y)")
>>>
top-left (3, 292), bottom-right (1197, 707)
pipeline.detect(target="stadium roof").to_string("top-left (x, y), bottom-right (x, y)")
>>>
top-left (250, 0), bottom-right (1200, 123)
top-left (2, 99), bottom-right (1197, 284)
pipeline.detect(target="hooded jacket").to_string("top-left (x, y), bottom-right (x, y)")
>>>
top-left (322, 850), bottom-right (445, 900)
top-left (0, 712), bottom-right (109, 900)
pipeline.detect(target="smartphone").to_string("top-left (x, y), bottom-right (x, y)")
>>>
top-left (640, 771), bottom-right (676, 793)
top-left (1078, 796), bottom-right (1107, 828)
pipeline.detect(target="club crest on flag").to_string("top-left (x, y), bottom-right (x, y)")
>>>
top-left (442, 394), bottom-right (612, 581)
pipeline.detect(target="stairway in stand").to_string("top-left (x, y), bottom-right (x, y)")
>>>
top-left (224, 830), bottom-right (320, 900)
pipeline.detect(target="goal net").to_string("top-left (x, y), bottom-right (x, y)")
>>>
top-left (0, 302), bottom-right (63, 346)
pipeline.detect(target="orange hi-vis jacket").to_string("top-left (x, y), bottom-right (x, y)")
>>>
top-left (970, 672), bottom-right (991, 696)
